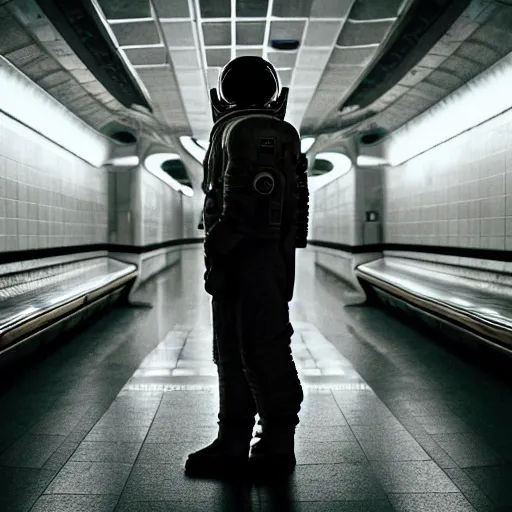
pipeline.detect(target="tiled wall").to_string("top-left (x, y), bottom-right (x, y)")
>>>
top-left (182, 193), bottom-right (204, 240)
top-left (311, 168), bottom-right (356, 245)
top-left (385, 108), bottom-right (512, 250)
top-left (139, 167), bottom-right (184, 246)
top-left (0, 111), bottom-right (108, 252)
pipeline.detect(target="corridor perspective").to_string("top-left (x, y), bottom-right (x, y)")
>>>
top-left (1, 0), bottom-right (512, 511)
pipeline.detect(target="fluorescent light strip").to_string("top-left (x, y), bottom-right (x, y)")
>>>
top-left (0, 56), bottom-right (110, 167)
top-left (132, 63), bottom-right (170, 69)
top-left (108, 17), bottom-right (154, 23)
top-left (385, 50), bottom-right (512, 167)
top-left (119, 43), bottom-right (164, 49)
top-left (157, 17), bottom-right (194, 22)
top-left (335, 43), bottom-right (380, 49)
top-left (167, 45), bottom-right (197, 50)
top-left (231, 0), bottom-right (236, 60)
top-left (262, 0), bottom-right (274, 60)
top-left (180, 135), bottom-right (207, 162)
top-left (346, 17), bottom-right (398, 23)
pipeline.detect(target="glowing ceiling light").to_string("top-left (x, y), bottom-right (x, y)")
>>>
top-left (0, 56), bottom-right (109, 167)
top-left (144, 153), bottom-right (194, 197)
top-left (105, 155), bottom-right (140, 166)
top-left (356, 155), bottom-right (388, 167)
top-left (309, 152), bottom-right (353, 193)
top-left (301, 137), bottom-right (315, 153)
top-left (179, 136), bottom-right (206, 163)
top-left (386, 51), bottom-right (512, 166)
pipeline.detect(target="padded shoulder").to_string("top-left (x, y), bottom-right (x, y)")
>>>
top-left (223, 114), bottom-right (300, 152)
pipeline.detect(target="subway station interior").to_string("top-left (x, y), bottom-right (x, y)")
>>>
top-left (1, 0), bottom-right (512, 510)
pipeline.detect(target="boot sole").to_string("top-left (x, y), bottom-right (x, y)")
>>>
top-left (185, 456), bottom-right (248, 480)
top-left (248, 455), bottom-right (296, 482)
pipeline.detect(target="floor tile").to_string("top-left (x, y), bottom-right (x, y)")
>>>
top-left (120, 463), bottom-right (229, 502)
top-left (371, 461), bottom-right (459, 493)
top-left (45, 461), bottom-right (132, 494)
top-left (414, 414), bottom-right (472, 435)
top-left (0, 467), bottom-right (56, 512)
top-left (295, 441), bottom-right (367, 464)
top-left (283, 501), bottom-right (394, 512)
top-left (464, 466), bottom-right (512, 507)
top-left (84, 426), bottom-right (150, 443)
top-left (70, 441), bottom-right (142, 463)
top-left (290, 464), bottom-right (387, 501)
top-left (0, 433), bottom-right (65, 469)
top-left (295, 426), bottom-right (357, 442)
top-left (358, 438), bottom-right (430, 461)
top-left (115, 501), bottom-right (231, 512)
top-left (30, 494), bottom-right (118, 512)
top-left (432, 433), bottom-right (504, 468)
top-left (388, 493), bottom-right (478, 511)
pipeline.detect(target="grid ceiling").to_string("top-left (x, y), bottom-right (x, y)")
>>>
top-left (96, 0), bottom-right (407, 138)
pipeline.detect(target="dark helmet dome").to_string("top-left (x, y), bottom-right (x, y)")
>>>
top-left (218, 56), bottom-right (280, 108)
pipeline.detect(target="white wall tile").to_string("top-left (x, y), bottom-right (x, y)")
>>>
top-left (384, 107), bottom-right (512, 250)
top-left (0, 111), bottom-right (108, 252)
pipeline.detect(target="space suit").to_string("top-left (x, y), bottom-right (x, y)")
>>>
top-left (185, 56), bottom-right (309, 479)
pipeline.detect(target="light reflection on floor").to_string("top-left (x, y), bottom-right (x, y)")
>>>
top-left (122, 322), bottom-right (371, 392)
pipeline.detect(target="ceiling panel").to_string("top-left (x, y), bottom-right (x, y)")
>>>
top-left (237, 22), bottom-right (266, 45)
top-left (424, 69), bottom-right (463, 91)
top-left (269, 20), bottom-right (307, 43)
top-left (207, 67), bottom-right (220, 88)
top-left (111, 21), bottom-right (160, 46)
top-left (161, 22), bottom-right (195, 47)
top-left (199, 0), bottom-right (231, 18)
top-left (203, 22), bottom-right (231, 46)
top-left (349, 0), bottom-right (403, 20)
top-left (175, 69), bottom-right (205, 87)
top-left (277, 69), bottom-right (292, 87)
top-left (297, 49), bottom-right (331, 69)
top-left (206, 48), bottom-right (231, 67)
top-left (293, 69), bottom-right (323, 86)
top-left (273, 0), bottom-right (313, 17)
top-left (336, 20), bottom-right (393, 46)
top-left (98, 0), bottom-right (150, 20)
top-left (153, 0), bottom-right (190, 18)
top-left (330, 46), bottom-right (378, 66)
top-left (170, 49), bottom-right (200, 68)
top-left (304, 21), bottom-right (343, 47)
top-left (310, 0), bottom-right (353, 18)
top-left (236, 0), bottom-right (269, 17)
top-left (236, 48), bottom-right (264, 57)
top-left (267, 50), bottom-right (298, 68)
top-left (0, 11), bottom-right (32, 54)
top-left (124, 47), bottom-right (167, 66)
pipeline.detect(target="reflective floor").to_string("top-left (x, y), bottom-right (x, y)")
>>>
top-left (1, 248), bottom-right (512, 512)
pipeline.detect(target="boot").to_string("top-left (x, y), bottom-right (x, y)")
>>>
top-left (248, 422), bottom-right (297, 479)
top-left (185, 421), bottom-right (254, 479)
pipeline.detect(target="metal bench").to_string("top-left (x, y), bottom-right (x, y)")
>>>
top-left (356, 256), bottom-right (512, 355)
top-left (0, 252), bottom-right (137, 366)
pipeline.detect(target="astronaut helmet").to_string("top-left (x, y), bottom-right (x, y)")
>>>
top-left (218, 56), bottom-right (280, 109)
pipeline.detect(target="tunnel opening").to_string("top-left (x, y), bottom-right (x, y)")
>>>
top-left (161, 158), bottom-right (192, 188)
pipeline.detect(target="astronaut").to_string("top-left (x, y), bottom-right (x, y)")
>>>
top-left (185, 56), bottom-right (308, 479)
